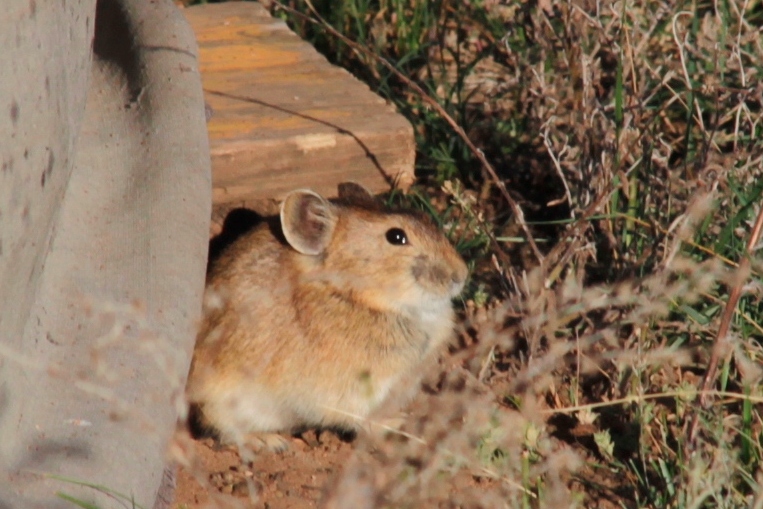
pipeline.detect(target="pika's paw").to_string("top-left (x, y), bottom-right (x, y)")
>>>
top-left (243, 432), bottom-right (291, 452)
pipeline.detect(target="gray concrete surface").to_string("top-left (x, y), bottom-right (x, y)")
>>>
top-left (0, 0), bottom-right (211, 507)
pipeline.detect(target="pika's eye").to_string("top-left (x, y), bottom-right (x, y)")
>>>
top-left (385, 228), bottom-right (408, 245)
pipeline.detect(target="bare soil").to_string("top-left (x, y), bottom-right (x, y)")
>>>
top-left (172, 426), bottom-right (512, 509)
top-left (173, 431), bottom-right (355, 509)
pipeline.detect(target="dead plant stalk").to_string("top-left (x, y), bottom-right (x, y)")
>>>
top-left (687, 200), bottom-right (763, 446)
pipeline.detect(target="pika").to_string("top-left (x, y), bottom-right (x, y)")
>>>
top-left (186, 183), bottom-right (468, 449)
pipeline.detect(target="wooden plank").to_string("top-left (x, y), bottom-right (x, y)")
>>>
top-left (183, 2), bottom-right (415, 209)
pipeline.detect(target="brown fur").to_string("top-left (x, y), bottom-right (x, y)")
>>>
top-left (186, 183), bottom-right (468, 448)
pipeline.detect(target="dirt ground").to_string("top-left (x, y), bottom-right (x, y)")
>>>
top-left (169, 403), bottom-right (619, 509)
top-left (170, 408), bottom-right (504, 509)
top-left (172, 431), bottom-right (355, 509)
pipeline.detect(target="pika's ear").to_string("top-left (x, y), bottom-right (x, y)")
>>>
top-left (337, 181), bottom-right (379, 208)
top-left (280, 190), bottom-right (337, 255)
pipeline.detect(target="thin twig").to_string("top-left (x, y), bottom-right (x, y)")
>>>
top-left (272, 0), bottom-right (544, 264)
top-left (541, 122), bottom-right (575, 219)
top-left (545, 389), bottom-right (763, 415)
top-left (686, 202), bottom-right (763, 447)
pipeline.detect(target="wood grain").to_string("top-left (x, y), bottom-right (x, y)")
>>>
top-left (183, 2), bottom-right (415, 210)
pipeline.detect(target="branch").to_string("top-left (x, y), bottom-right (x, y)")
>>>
top-left (687, 201), bottom-right (763, 447)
